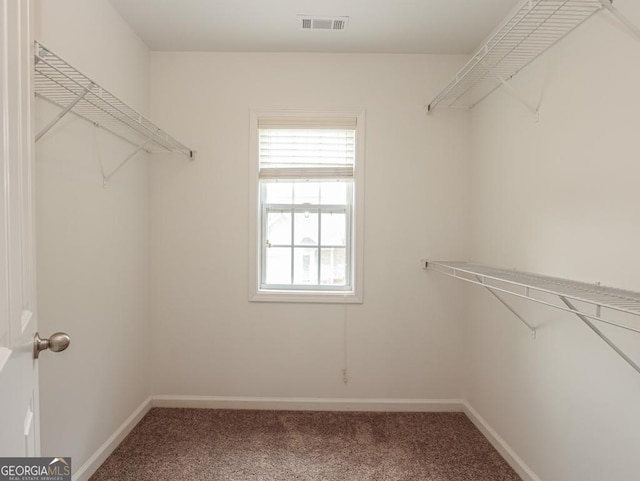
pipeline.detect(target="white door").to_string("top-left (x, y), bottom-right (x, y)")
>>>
top-left (0, 0), bottom-right (40, 457)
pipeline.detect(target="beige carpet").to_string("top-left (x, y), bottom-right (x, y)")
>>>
top-left (90, 408), bottom-right (521, 481)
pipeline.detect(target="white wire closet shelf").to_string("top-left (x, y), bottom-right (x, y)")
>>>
top-left (426, 260), bottom-right (640, 375)
top-left (34, 41), bottom-right (194, 159)
top-left (427, 0), bottom-right (608, 112)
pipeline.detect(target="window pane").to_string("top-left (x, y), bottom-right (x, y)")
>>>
top-left (293, 182), bottom-right (320, 204)
top-left (293, 248), bottom-right (318, 285)
top-left (320, 182), bottom-right (349, 205)
top-left (264, 182), bottom-right (293, 204)
top-left (265, 247), bottom-right (291, 285)
top-left (294, 211), bottom-right (318, 246)
top-left (320, 248), bottom-right (347, 286)
top-left (321, 212), bottom-right (347, 246)
top-left (266, 211), bottom-right (291, 246)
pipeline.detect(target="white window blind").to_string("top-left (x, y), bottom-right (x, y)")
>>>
top-left (258, 117), bottom-right (356, 180)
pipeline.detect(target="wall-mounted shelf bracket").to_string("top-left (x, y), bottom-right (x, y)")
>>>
top-left (491, 72), bottom-right (539, 120)
top-left (101, 136), bottom-right (154, 187)
top-left (475, 275), bottom-right (537, 338)
top-left (602, 0), bottom-right (640, 43)
top-left (559, 295), bottom-right (640, 375)
top-left (35, 86), bottom-right (90, 142)
top-left (426, 261), bottom-right (640, 375)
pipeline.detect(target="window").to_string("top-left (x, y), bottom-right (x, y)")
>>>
top-left (249, 111), bottom-right (364, 303)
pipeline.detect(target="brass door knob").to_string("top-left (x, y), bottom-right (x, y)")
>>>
top-left (34, 332), bottom-right (70, 359)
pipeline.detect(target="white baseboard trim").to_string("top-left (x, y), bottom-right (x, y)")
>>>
top-left (462, 401), bottom-right (541, 481)
top-left (151, 395), bottom-right (466, 412)
top-left (72, 396), bottom-right (153, 481)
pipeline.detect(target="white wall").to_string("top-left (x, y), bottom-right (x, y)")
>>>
top-left (148, 52), bottom-right (471, 400)
top-left (34, 0), bottom-right (152, 469)
top-left (467, 2), bottom-right (640, 480)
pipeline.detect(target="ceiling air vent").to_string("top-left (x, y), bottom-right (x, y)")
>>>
top-left (297, 16), bottom-right (349, 31)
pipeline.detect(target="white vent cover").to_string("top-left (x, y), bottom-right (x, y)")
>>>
top-left (297, 16), bottom-right (349, 31)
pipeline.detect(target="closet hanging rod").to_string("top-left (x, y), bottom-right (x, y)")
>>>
top-left (33, 41), bottom-right (194, 160)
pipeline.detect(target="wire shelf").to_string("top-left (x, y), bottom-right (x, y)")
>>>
top-left (34, 41), bottom-right (194, 158)
top-left (427, 261), bottom-right (640, 326)
top-left (427, 0), bottom-right (606, 112)
top-left (427, 260), bottom-right (640, 375)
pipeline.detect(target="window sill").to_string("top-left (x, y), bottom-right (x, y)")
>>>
top-left (250, 289), bottom-right (362, 304)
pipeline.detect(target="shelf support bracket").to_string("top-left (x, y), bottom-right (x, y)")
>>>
top-left (602, 1), bottom-right (640, 43)
top-left (35, 86), bottom-right (90, 143)
top-left (491, 73), bottom-right (539, 119)
top-left (102, 137), bottom-right (153, 187)
top-left (559, 296), bottom-right (640, 376)
top-left (476, 276), bottom-right (537, 338)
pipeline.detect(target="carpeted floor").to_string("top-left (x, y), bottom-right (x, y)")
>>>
top-left (90, 408), bottom-right (522, 481)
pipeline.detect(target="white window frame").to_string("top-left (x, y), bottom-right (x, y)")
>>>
top-left (249, 109), bottom-right (365, 303)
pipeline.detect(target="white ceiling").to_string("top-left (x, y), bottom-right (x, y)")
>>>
top-left (108, 0), bottom-right (522, 54)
